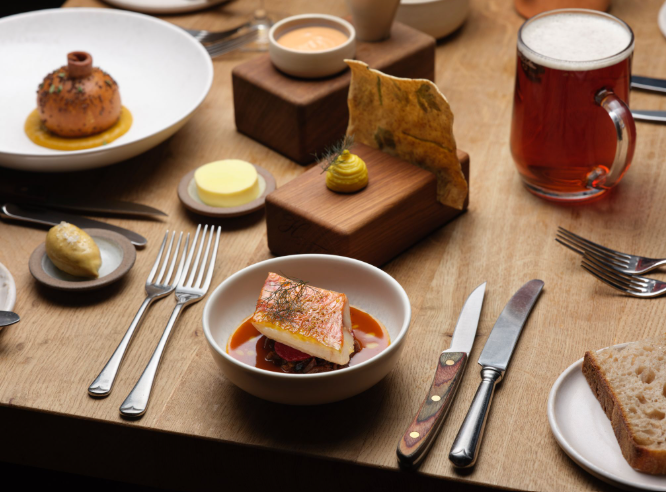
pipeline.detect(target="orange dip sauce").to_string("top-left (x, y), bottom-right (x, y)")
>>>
top-left (278, 26), bottom-right (348, 52)
top-left (228, 306), bottom-right (390, 372)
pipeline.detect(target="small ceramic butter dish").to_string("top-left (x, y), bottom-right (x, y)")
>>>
top-left (178, 164), bottom-right (276, 218)
top-left (29, 229), bottom-right (136, 291)
top-left (269, 14), bottom-right (356, 79)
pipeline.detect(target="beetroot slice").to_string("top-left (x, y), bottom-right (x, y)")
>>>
top-left (274, 342), bottom-right (312, 361)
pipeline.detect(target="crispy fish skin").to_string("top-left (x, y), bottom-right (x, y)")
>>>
top-left (345, 59), bottom-right (467, 210)
top-left (251, 273), bottom-right (354, 365)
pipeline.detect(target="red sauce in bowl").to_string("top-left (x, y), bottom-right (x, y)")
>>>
top-left (227, 306), bottom-right (390, 373)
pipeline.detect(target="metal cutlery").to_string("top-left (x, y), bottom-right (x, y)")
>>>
top-left (0, 184), bottom-right (166, 218)
top-left (397, 282), bottom-right (487, 469)
top-left (581, 253), bottom-right (666, 298)
top-left (183, 9), bottom-right (272, 44)
top-left (0, 311), bottom-right (20, 327)
top-left (120, 224), bottom-right (221, 418)
top-left (88, 230), bottom-right (188, 398)
top-left (556, 226), bottom-right (666, 274)
top-left (632, 75), bottom-right (666, 94)
top-left (449, 279), bottom-right (544, 468)
top-left (631, 110), bottom-right (666, 123)
top-left (1, 203), bottom-right (147, 248)
top-left (205, 26), bottom-right (266, 58)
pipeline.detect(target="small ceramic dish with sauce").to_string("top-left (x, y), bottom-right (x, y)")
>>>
top-left (29, 228), bottom-right (136, 291)
top-left (202, 254), bottom-right (411, 405)
top-left (268, 14), bottom-right (356, 79)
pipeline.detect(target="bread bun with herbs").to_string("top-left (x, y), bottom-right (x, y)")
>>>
top-left (37, 52), bottom-right (121, 138)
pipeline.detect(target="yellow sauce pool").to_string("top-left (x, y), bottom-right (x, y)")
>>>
top-left (24, 106), bottom-right (132, 151)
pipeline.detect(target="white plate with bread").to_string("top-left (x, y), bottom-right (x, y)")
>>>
top-left (549, 341), bottom-right (666, 491)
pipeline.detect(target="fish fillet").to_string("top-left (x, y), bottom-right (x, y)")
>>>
top-left (251, 273), bottom-right (354, 365)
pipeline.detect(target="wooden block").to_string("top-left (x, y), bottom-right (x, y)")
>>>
top-left (233, 21), bottom-right (435, 165)
top-left (265, 144), bottom-right (470, 266)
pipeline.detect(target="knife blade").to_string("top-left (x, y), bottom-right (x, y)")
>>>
top-left (0, 311), bottom-right (20, 327)
top-left (396, 282), bottom-right (487, 469)
top-left (0, 184), bottom-right (167, 218)
top-left (631, 110), bottom-right (666, 123)
top-left (632, 75), bottom-right (666, 93)
top-left (1, 203), bottom-right (147, 248)
top-left (449, 279), bottom-right (544, 468)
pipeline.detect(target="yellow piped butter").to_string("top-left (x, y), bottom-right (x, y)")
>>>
top-left (195, 160), bottom-right (260, 208)
top-left (45, 222), bottom-right (101, 278)
top-left (326, 150), bottom-right (368, 193)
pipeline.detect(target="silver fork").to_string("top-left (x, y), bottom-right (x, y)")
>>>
top-left (205, 25), bottom-right (267, 58)
top-left (120, 224), bottom-right (221, 418)
top-left (183, 9), bottom-right (272, 44)
top-left (581, 253), bottom-right (666, 298)
top-left (88, 231), bottom-right (189, 397)
top-left (556, 226), bottom-right (666, 274)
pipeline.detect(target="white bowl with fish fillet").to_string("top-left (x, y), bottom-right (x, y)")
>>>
top-left (202, 254), bottom-right (411, 405)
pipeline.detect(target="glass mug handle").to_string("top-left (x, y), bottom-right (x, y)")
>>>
top-left (591, 89), bottom-right (637, 189)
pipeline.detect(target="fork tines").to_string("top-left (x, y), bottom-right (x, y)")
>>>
top-left (581, 254), bottom-right (651, 297)
top-left (556, 227), bottom-right (632, 270)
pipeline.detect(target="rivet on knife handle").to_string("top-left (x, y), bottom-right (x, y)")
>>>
top-left (448, 366), bottom-right (502, 468)
top-left (397, 351), bottom-right (468, 469)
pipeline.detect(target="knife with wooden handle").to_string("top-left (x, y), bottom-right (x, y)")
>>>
top-left (449, 279), bottom-right (544, 468)
top-left (396, 282), bottom-right (486, 469)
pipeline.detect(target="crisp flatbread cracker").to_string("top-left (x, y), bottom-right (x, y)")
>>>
top-left (345, 60), bottom-right (467, 210)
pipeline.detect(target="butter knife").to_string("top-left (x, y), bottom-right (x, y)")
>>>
top-left (631, 110), bottom-right (666, 123)
top-left (632, 75), bottom-right (666, 93)
top-left (449, 279), bottom-right (544, 468)
top-left (397, 282), bottom-right (486, 469)
top-left (0, 311), bottom-right (20, 327)
top-left (0, 203), bottom-right (147, 248)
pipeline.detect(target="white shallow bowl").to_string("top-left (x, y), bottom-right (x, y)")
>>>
top-left (103, 0), bottom-right (230, 15)
top-left (0, 8), bottom-right (213, 172)
top-left (269, 14), bottom-right (356, 79)
top-left (396, 0), bottom-right (469, 39)
top-left (202, 254), bottom-right (411, 405)
top-left (0, 262), bottom-right (17, 312)
top-left (549, 344), bottom-right (666, 491)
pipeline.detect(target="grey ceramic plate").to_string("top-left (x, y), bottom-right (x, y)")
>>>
top-left (29, 228), bottom-right (136, 291)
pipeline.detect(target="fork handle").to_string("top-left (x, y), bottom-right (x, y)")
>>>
top-left (119, 302), bottom-right (185, 418)
top-left (88, 297), bottom-right (154, 397)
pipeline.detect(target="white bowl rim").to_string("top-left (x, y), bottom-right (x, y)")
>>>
top-left (0, 7), bottom-right (213, 158)
top-left (202, 254), bottom-right (411, 380)
top-left (269, 14), bottom-right (356, 55)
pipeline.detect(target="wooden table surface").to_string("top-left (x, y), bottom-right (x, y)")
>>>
top-left (2, 0), bottom-right (665, 490)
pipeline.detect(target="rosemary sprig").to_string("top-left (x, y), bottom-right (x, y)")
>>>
top-left (259, 275), bottom-right (313, 324)
top-left (317, 134), bottom-right (354, 173)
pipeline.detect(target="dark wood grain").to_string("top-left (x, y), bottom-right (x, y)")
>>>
top-left (397, 351), bottom-right (468, 469)
top-left (232, 21), bottom-right (435, 164)
top-left (265, 143), bottom-right (469, 266)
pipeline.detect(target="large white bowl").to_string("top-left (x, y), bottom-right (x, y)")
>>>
top-left (396, 0), bottom-right (469, 39)
top-left (202, 255), bottom-right (411, 405)
top-left (0, 8), bottom-right (213, 172)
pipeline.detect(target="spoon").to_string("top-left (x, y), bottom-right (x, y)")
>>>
top-left (0, 311), bottom-right (20, 327)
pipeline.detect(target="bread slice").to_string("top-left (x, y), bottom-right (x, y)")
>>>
top-left (583, 336), bottom-right (666, 474)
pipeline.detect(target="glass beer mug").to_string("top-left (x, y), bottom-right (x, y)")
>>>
top-left (510, 9), bottom-right (636, 202)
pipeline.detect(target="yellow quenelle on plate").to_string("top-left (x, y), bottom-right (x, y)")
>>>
top-left (194, 159), bottom-right (261, 207)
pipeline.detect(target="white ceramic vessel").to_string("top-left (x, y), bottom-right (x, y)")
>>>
top-left (202, 254), bottom-right (411, 405)
top-left (269, 15), bottom-right (356, 79)
top-left (396, 0), bottom-right (470, 39)
top-left (0, 8), bottom-right (213, 172)
top-left (346, 0), bottom-right (401, 42)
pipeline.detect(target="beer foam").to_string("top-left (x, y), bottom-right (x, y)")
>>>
top-left (519, 12), bottom-right (633, 70)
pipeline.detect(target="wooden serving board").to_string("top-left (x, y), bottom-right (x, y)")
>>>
top-left (232, 21), bottom-right (435, 165)
top-left (266, 143), bottom-right (469, 266)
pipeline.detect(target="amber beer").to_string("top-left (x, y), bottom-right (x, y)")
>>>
top-left (510, 9), bottom-right (636, 201)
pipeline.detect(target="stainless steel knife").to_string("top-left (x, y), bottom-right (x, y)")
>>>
top-left (631, 110), bottom-right (666, 123)
top-left (397, 282), bottom-right (487, 469)
top-left (0, 311), bottom-right (20, 327)
top-left (0, 203), bottom-right (147, 248)
top-left (632, 75), bottom-right (666, 93)
top-left (0, 184), bottom-right (167, 218)
top-left (449, 279), bottom-right (544, 468)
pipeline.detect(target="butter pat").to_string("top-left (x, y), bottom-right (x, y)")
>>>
top-left (195, 160), bottom-right (261, 207)
top-left (45, 222), bottom-right (101, 278)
